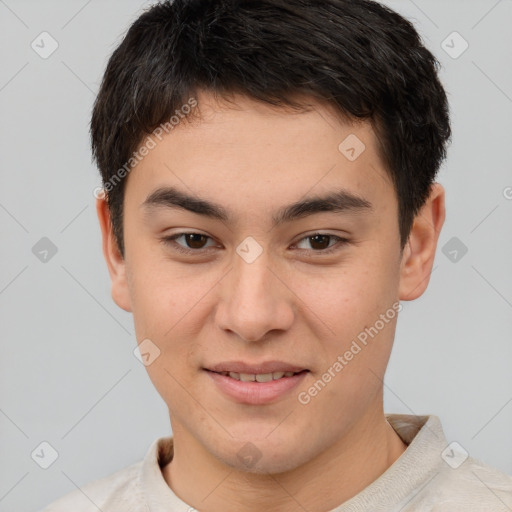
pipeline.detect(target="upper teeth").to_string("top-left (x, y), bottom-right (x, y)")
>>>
top-left (218, 371), bottom-right (297, 382)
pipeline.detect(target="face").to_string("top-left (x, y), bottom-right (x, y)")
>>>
top-left (100, 90), bottom-right (438, 474)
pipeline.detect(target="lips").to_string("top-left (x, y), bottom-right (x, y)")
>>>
top-left (203, 361), bottom-right (310, 404)
top-left (205, 360), bottom-right (308, 375)
top-left (214, 370), bottom-right (303, 382)
top-left (205, 367), bottom-right (309, 405)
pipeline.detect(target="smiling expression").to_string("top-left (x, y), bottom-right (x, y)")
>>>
top-left (100, 90), bottom-right (430, 474)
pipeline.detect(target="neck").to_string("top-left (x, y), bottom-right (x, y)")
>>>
top-left (162, 405), bottom-right (407, 512)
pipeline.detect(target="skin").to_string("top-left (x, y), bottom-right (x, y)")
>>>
top-left (97, 90), bottom-right (445, 512)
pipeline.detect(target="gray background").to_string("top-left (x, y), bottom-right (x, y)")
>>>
top-left (1, 1), bottom-right (511, 511)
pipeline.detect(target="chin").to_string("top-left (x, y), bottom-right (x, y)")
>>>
top-left (230, 450), bottom-right (304, 476)
top-left (211, 435), bottom-right (308, 476)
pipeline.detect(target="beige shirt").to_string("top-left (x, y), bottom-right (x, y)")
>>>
top-left (41, 414), bottom-right (512, 511)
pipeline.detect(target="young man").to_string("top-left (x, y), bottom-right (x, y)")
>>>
top-left (43, 0), bottom-right (512, 510)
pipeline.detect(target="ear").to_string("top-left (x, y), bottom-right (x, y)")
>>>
top-left (398, 183), bottom-right (445, 301)
top-left (96, 197), bottom-right (132, 312)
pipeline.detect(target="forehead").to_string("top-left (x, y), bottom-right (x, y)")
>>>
top-left (124, 90), bottom-right (395, 225)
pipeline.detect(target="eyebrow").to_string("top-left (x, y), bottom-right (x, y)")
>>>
top-left (142, 185), bottom-right (373, 226)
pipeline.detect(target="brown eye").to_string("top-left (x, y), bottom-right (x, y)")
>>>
top-left (182, 233), bottom-right (209, 249)
top-left (162, 232), bottom-right (217, 254)
top-left (308, 234), bottom-right (332, 250)
top-left (294, 233), bottom-right (349, 255)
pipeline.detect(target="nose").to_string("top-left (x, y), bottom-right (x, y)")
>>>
top-left (215, 247), bottom-right (295, 343)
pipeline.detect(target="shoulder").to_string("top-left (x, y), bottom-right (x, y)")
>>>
top-left (40, 460), bottom-right (144, 512)
top-left (410, 456), bottom-right (512, 511)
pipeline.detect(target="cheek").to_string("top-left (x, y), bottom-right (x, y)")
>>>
top-left (126, 254), bottom-right (217, 389)
top-left (293, 254), bottom-right (398, 331)
top-left (126, 249), bottom-right (201, 335)
top-left (128, 261), bottom-right (205, 407)
top-left (290, 254), bottom-right (400, 390)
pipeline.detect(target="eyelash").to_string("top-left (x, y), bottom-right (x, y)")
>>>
top-left (161, 232), bottom-right (350, 256)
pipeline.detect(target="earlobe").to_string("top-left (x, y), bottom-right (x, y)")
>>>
top-left (398, 183), bottom-right (446, 301)
top-left (96, 198), bottom-right (132, 312)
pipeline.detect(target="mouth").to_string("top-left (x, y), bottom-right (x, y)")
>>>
top-left (204, 369), bottom-right (308, 382)
top-left (203, 364), bottom-right (310, 405)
